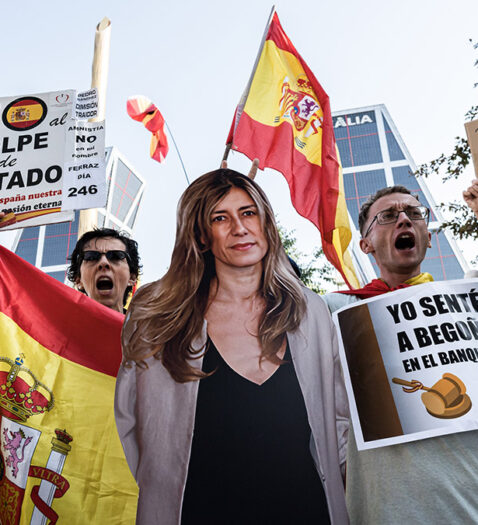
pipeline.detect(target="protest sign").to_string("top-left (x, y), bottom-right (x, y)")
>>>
top-left (334, 279), bottom-right (478, 450)
top-left (0, 90), bottom-right (106, 230)
top-left (74, 88), bottom-right (98, 120)
top-left (62, 121), bottom-right (106, 210)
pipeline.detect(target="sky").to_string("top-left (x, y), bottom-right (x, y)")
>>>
top-left (0, 0), bottom-right (477, 284)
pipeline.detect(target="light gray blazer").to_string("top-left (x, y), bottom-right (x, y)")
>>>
top-left (115, 288), bottom-right (349, 524)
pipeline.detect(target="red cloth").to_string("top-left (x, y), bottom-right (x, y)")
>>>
top-left (127, 96), bottom-right (169, 163)
top-left (226, 12), bottom-right (358, 289)
top-left (335, 279), bottom-right (412, 299)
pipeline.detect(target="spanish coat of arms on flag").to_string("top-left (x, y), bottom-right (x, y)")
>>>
top-left (227, 10), bottom-right (359, 289)
top-left (0, 245), bottom-right (137, 524)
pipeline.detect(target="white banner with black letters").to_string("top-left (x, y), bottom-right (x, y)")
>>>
top-left (334, 279), bottom-right (478, 450)
top-left (62, 121), bottom-right (106, 211)
top-left (0, 89), bottom-right (106, 230)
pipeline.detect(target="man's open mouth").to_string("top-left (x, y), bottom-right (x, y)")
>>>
top-left (96, 277), bottom-right (113, 290)
top-left (395, 233), bottom-right (415, 250)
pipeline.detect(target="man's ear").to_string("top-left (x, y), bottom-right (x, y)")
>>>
top-left (427, 232), bottom-right (432, 248)
top-left (128, 274), bottom-right (137, 287)
top-left (360, 237), bottom-right (373, 254)
top-left (75, 277), bottom-right (84, 291)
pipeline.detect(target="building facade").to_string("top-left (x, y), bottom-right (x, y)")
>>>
top-left (12, 147), bottom-right (145, 283)
top-left (333, 104), bottom-right (468, 283)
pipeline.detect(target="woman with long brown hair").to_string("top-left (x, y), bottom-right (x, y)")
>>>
top-left (115, 168), bottom-right (349, 524)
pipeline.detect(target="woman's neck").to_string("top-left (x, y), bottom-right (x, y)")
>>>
top-left (209, 262), bottom-right (263, 304)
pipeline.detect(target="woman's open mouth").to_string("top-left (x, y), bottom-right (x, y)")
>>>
top-left (96, 276), bottom-right (113, 291)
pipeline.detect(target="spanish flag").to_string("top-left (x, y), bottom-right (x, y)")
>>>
top-left (0, 245), bottom-right (137, 524)
top-left (227, 11), bottom-right (359, 289)
top-left (127, 95), bottom-right (169, 163)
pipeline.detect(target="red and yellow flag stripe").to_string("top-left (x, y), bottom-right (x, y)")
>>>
top-left (0, 246), bottom-right (137, 524)
top-left (229, 12), bottom-right (359, 289)
top-left (127, 95), bottom-right (169, 163)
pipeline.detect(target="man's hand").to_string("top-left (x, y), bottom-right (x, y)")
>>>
top-left (221, 158), bottom-right (260, 180)
top-left (463, 178), bottom-right (478, 219)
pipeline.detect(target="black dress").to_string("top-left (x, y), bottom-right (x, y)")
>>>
top-left (181, 338), bottom-right (330, 525)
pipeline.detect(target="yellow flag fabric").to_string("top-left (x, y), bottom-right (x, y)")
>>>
top-left (404, 272), bottom-right (434, 286)
top-left (0, 245), bottom-right (137, 524)
top-left (227, 12), bottom-right (359, 288)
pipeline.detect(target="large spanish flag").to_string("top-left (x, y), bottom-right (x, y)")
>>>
top-left (227, 11), bottom-right (359, 289)
top-left (0, 245), bottom-right (137, 524)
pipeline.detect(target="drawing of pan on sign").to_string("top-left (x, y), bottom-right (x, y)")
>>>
top-left (333, 279), bottom-right (478, 450)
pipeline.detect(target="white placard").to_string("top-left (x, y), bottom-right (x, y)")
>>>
top-left (61, 160), bottom-right (106, 210)
top-left (333, 279), bottom-right (478, 450)
top-left (64, 120), bottom-right (105, 163)
top-left (74, 88), bottom-right (98, 121)
top-left (0, 90), bottom-right (109, 229)
top-left (61, 120), bottom-right (106, 210)
top-left (0, 90), bottom-right (75, 229)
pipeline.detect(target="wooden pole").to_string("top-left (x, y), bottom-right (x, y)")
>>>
top-left (78, 17), bottom-right (111, 238)
top-left (221, 143), bottom-right (232, 165)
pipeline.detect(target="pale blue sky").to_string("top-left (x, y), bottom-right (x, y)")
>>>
top-left (0, 0), bottom-right (476, 282)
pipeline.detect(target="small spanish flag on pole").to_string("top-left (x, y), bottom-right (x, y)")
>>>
top-left (127, 95), bottom-right (169, 163)
top-left (226, 8), bottom-right (359, 289)
top-left (127, 95), bottom-right (191, 184)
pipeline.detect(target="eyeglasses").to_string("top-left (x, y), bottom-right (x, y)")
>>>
top-left (364, 206), bottom-right (430, 237)
top-left (80, 250), bottom-right (130, 264)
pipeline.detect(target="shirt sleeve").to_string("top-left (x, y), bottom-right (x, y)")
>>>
top-left (331, 319), bottom-right (349, 478)
top-left (114, 363), bottom-right (139, 480)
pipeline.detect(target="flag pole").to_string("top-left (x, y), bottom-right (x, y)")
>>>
top-left (164, 120), bottom-right (190, 185)
top-left (222, 5), bottom-right (276, 163)
top-left (78, 17), bottom-right (111, 239)
top-left (222, 143), bottom-right (232, 163)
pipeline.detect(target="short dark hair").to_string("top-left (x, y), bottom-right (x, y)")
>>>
top-left (67, 228), bottom-right (141, 305)
top-left (358, 185), bottom-right (420, 236)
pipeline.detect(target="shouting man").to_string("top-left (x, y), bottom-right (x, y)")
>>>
top-left (325, 185), bottom-right (478, 524)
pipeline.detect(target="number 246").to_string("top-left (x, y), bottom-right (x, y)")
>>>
top-left (67, 185), bottom-right (98, 197)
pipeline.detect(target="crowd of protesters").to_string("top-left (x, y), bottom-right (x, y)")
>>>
top-left (113, 172), bottom-right (476, 524)
top-left (1, 172), bottom-right (476, 524)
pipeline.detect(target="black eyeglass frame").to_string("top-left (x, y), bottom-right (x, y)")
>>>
top-left (363, 206), bottom-right (430, 238)
top-left (80, 250), bottom-right (131, 264)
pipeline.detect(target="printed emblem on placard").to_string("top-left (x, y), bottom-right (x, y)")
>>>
top-left (392, 373), bottom-right (472, 419)
top-left (2, 97), bottom-right (48, 131)
top-left (55, 93), bottom-right (70, 104)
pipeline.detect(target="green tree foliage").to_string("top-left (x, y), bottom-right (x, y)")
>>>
top-left (277, 223), bottom-right (339, 294)
top-left (415, 39), bottom-right (478, 242)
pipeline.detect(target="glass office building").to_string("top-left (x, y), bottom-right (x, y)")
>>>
top-left (332, 104), bottom-right (468, 283)
top-left (12, 147), bottom-right (145, 283)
